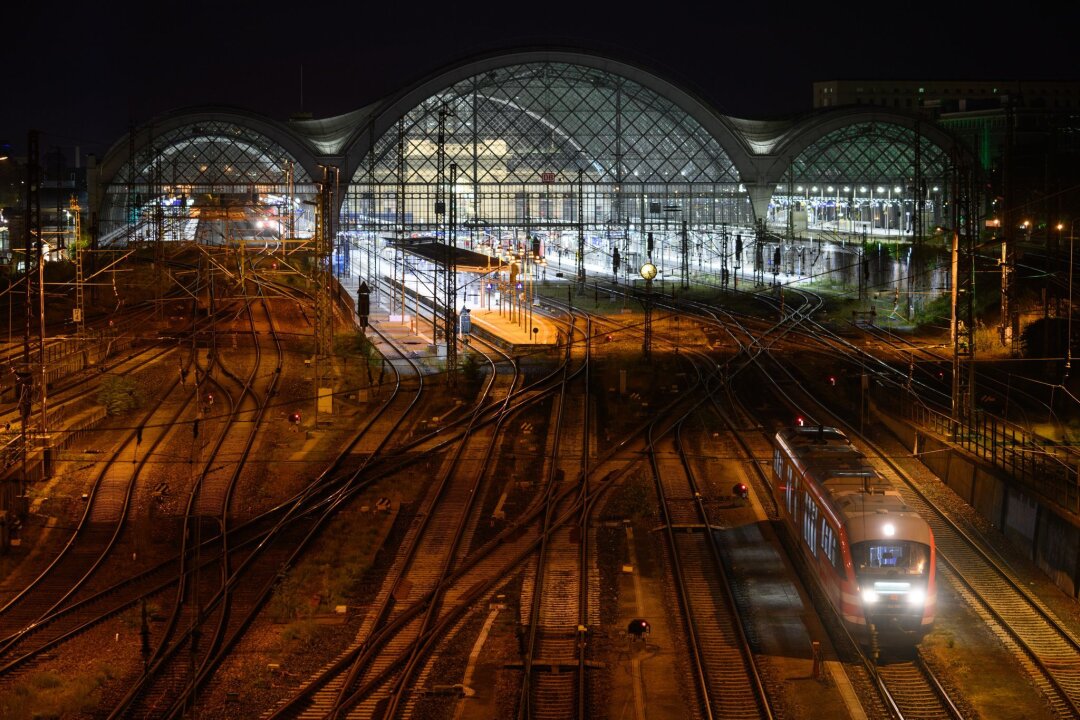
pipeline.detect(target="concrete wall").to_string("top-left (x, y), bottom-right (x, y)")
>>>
top-left (874, 408), bottom-right (1079, 598)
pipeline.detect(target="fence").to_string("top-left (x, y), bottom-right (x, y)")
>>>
top-left (878, 387), bottom-right (1080, 516)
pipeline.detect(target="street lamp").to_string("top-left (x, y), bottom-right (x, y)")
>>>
top-left (640, 261), bottom-right (657, 358)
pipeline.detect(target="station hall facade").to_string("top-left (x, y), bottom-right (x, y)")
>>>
top-left (89, 49), bottom-right (972, 287)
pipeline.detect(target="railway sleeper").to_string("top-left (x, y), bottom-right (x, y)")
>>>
top-left (504, 659), bottom-right (606, 670)
top-left (653, 522), bottom-right (711, 532)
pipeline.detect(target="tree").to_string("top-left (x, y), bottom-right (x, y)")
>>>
top-left (1019, 317), bottom-right (1072, 360)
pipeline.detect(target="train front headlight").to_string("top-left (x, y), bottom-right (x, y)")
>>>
top-left (861, 588), bottom-right (878, 604)
top-left (907, 589), bottom-right (925, 606)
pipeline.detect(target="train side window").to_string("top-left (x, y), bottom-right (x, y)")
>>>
top-left (821, 521), bottom-right (841, 572)
top-left (803, 493), bottom-right (817, 549)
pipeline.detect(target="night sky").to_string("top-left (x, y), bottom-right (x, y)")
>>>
top-left (3, 2), bottom-right (1078, 160)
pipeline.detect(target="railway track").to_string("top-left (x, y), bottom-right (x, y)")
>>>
top-left (262, 305), bottom-right (706, 719)
top-left (533, 296), bottom-right (782, 718)
top-left (110, 273), bottom-right (285, 718)
top-left (743, 286), bottom-right (1080, 717)
top-left (635, 289), bottom-right (967, 720)
top-left (706, 284), bottom-right (1079, 719)
top-left (873, 654), bottom-right (961, 720)
top-left (0, 362), bottom-right (193, 668)
top-left (0, 289), bottom-right (565, 701)
top-left (517, 310), bottom-right (593, 720)
top-left (270, 321), bottom-right (560, 718)
top-left (647, 359), bottom-right (773, 719)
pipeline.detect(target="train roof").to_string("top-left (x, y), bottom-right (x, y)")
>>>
top-left (777, 426), bottom-right (922, 528)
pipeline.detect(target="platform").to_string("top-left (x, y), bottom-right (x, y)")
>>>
top-left (366, 314), bottom-right (445, 374)
top-left (362, 300), bottom-right (559, 372)
top-left (464, 306), bottom-right (559, 352)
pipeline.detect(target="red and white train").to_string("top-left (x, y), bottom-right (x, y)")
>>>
top-left (772, 426), bottom-right (936, 646)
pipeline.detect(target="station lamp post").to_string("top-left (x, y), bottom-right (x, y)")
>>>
top-left (640, 261), bottom-right (657, 359)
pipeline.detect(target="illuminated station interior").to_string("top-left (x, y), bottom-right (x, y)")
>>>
top-left (92, 52), bottom-right (962, 311)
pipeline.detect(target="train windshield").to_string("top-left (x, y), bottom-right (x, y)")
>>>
top-left (851, 540), bottom-right (930, 577)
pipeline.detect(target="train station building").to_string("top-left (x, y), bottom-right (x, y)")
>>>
top-left (79, 48), bottom-right (1078, 315)
top-left (88, 51), bottom-right (973, 239)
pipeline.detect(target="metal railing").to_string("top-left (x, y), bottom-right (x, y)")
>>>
top-left (878, 388), bottom-right (1080, 515)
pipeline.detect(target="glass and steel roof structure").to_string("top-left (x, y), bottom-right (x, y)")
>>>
top-left (360, 62), bottom-right (740, 185)
top-left (99, 119), bottom-right (316, 245)
top-left (788, 122), bottom-right (950, 185)
top-left (342, 60), bottom-right (753, 282)
top-left (766, 121), bottom-right (954, 238)
top-left (92, 50), bottom-right (973, 289)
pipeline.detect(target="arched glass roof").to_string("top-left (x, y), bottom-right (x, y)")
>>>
top-left (100, 120), bottom-right (316, 242)
top-left (109, 120), bottom-right (313, 192)
top-left (787, 122), bottom-right (950, 185)
top-left (359, 62), bottom-right (740, 186)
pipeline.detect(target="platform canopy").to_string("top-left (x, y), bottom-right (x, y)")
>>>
top-left (385, 237), bottom-right (507, 272)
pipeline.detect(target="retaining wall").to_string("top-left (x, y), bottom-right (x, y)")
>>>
top-left (874, 407), bottom-right (1080, 599)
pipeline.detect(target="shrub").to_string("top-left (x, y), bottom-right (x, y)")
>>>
top-left (97, 375), bottom-right (143, 416)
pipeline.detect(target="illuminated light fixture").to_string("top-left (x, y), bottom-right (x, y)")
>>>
top-left (827, 186), bottom-right (834, 192)
top-left (843, 186), bottom-right (850, 192)
top-left (883, 523), bottom-right (896, 537)
top-left (932, 186), bottom-right (939, 192)
top-left (877, 187), bottom-right (885, 193)
top-left (796, 186), bottom-right (803, 192)
top-left (862, 588), bottom-right (878, 603)
top-left (894, 186), bottom-right (902, 192)
top-left (860, 186), bottom-right (867, 192)
top-left (908, 589), bottom-right (925, 605)
top-left (812, 186), bottom-right (818, 192)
